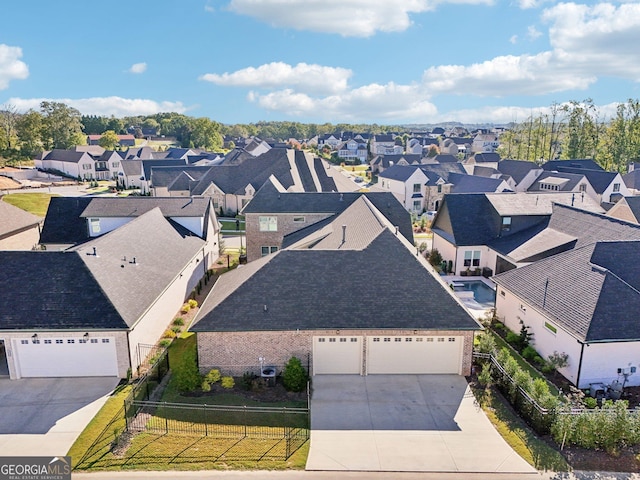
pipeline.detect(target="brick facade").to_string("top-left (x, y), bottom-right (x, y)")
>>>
top-left (245, 212), bottom-right (333, 262)
top-left (196, 329), bottom-right (474, 377)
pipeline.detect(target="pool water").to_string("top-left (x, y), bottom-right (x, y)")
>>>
top-left (453, 280), bottom-right (496, 306)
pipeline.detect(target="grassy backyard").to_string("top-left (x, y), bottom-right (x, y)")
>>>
top-left (2, 193), bottom-right (59, 217)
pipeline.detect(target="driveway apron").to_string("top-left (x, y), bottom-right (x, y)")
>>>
top-left (306, 375), bottom-right (536, 473)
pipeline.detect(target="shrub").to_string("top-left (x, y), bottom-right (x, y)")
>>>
top-left (205, 369), bottom-right (221, 384)
top-left (521, 345), bottom-right (538, 361)
top-left (171, 325), bottom-right (181, 333)
top-left (173, 317), bottom-right (184, 326)
top-left (201, 380), bottom-right (211, 392)
top-left (477, 363), bottom-right (492, 387)
top-left (474, 332), bottom-right (496, 355)
top-left (172, 347), bottom-right (201, 392)
top-left (533, 355), bottom-right (545, 366)
top-left (163, 329), bottom-right (177, 339)
top-left (181, 303), bottom-right (191, 313)
top-left (221, 376), bottom-right (235, 389)
top-left (583, 396), bottom-right (598, 409)
top-left (547, 351), bottom-right (570, 371)
top-left (282, 356), bottom-right (308, 392)
top-left (241, 372), bottom-right (256, 390)
top-left (505, 331), bottom-right (520, 346)
top-left (188, 299), bottom-right (198, 308)
top-left (159, 339), bottom-right (172, 348)
top-left (427, 249), bottom-right (443, 270)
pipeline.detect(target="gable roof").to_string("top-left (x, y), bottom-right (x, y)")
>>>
top-left (493, 241), bottom-right (640, 342)
top-left (622, 169), bottom-right (640, 190)
top-left (242, 179), bottom-right (413, 242)
top-left (497, 160), bottom-right (541, 184)
top-left (550, 167), bottom-right (618, 193)
top-left (0, 251), bottom-right (127, 331)
top-left (150, 166), bottom-right (211, 188)
top-left (470, 153), bottom-right (500, 163)
top-left (449, 173), bottom-right (507, 193)
top-left (43, 149), bottom-right (92, 163)
top-left (527, 171), bottom-right (586, 192)
top-left (39, 196), bottom-right (92, 245)
top-left (80, 196), bottom-right (211, 219)
top-left (142, 159), bottom-right (188, 180)
top-left (73, 208), bottom-right (205, 328)
top-left (192, 229), bottom-right (479, 333)
top-left (542, 159), bottom-right (603, 171)
top-left (378, 164), bottom-right (422, 181)
top-left (434, 154), bottom-right (459, 163)
top-left (0, 200), bottom-right (42, 239)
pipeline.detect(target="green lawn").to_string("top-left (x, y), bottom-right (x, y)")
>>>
top-left (2, 193), bottom-right (59, 217)
top-left (472, 387), bottom-right (569, 472)
top-left (219, 219), bottom-right (245, 232)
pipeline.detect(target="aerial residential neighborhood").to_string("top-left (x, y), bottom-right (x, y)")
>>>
top-left (3, 0), bottom-right (640, 477)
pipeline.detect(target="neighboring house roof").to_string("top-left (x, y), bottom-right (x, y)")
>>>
top-left (622, 169), bottom-right (640, 190)
top-left (39, 197), bottom-right (92, 245)
top-left (550, 167), bottom-right (618, 194)
top-left (121, 160), bottom-right (142, 177)
top-left (0, 201), bottom-right (42, 239)
top-left (192, 227), bottom-right (479, 334)
top-left (378, 164), bottom-right (422, 181)
top-left (142, 159), bottom-right (188, 180)
top-left (374, 134), bottom-right (395, 143)
top-left (242, 179), bottom-right (413, 242)
top-left (485, 192), bottom-right (603, 216)
top-left (542, 159), bottom-right (603, 171)
top-left (497, 160), bottom-right (540, 184)
top-left (469, 153), bottom-right (500, 163)
top-left (493, 241), bottom-right (640, 342)
top-left (620, 196), bottom-right (640, 222)
top-left (449, 173), bottom-right (507, 193)
top-left (472, 166), bottom-right (500, 178)
top-left (371, 154), bottom-right (421, 169)
top-left (80, 196), bottom-right (212, 219)
top-left (73, 208), bottom-right (205, 328)
top-left (527, 171), bottom-right (586, 192)
top-left (42, 149), bottom-right (91, 163)
top-left (434, 154), bottom-right (459, 163)
top-left (150, 166), bottom-right (211, 189)
top-left (420, 163), bottom-right (467, 185)
top-left (0, 251), bottom-right (127, 330)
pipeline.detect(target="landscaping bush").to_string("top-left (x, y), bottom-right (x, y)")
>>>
top-left (282, 356), bottom-right (308, 392)
top-left (158, 339), bottom-right (172, 348)
top-left (427, 249), bottom-right (443, 270)
top-left (171, 325), bottom-right (181, 333)
top-left (163, 329), bottom-right (177, 339)
top-left (474, 331), bottom-right (496, 355)
top-left (172, 347), bottom-right (201, 392)
top-left (477, 363), bottom-right (492, 388)
top-left (241, 372), bottom-right (256, 390)
top-left (173, 317), bottom-right (185, 326)
top-left (521, 346), bottom-right (538, 361)
top-left (180, 303), bottom-right (191, 314)
top-left (583, 396), bottom-right (598, 409)
top-left (205, 369), bottom-right (221, 384)
top-left (201, 380), bottom-right (212, 392)
top-left (188, 299), bottom-right (198, 308)
top-left (505, 331), bottom-right (520, 346)
top-left (221, 376), bottom-right (235, 389)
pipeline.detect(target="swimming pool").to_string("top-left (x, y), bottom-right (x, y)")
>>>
top-left (452, 280), bottom-right (496, 307)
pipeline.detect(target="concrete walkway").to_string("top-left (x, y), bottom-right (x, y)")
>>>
top-left (306, 375), bottom-right (536, 473)
top-left (0, 377), bottom-right (119, 456)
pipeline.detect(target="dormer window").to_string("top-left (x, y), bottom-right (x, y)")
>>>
top-left (502, 216), bottom-right (512, 231)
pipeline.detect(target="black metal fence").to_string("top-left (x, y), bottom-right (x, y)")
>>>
top-left (123, 399), bottom-right (309, 459)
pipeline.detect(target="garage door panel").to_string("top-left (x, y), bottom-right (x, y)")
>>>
top-left (366, 336), bottom-right (461, 374)
top-left (14, 337), bottom-right (118, 377)
top-left (313, 336), bottom-right (362, 375)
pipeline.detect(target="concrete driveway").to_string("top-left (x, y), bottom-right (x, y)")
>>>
top-left (306, 375), bottom-right (536, 473)
top-left (0, 377), bottom-right (119, 456)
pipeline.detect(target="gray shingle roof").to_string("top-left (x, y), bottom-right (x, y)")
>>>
top-left (449, 173), bottom-right (506, 193)
top-left (142, 159), bottom-right (188, 180)
top-left (150, 166), bottom-right (210, 188)
top-left (622, 169), bottom-right (640, 190)
top-left (243, 180), bottom-right (413, 243)
top-left (0, 251), bottom-right (127, 330)
top-left (192, 229), bottom-right (479, 333)
top-left (497, 160), bottom-right (540, 184)
top-left (43, 149), bottom-right (92, 164)
top-left (378, 164), bottom-right (421, 181)
top-left (0, 200), bottom-right (42, 238)
top-left (527, 171), bottom-right (586, 192)
top-left (74, 208), bottom-right (205, 327)
top-left (542, 159), bottom-right (603, 171)
top-left (80, 197), bottom-right (211, 218)
top-left (39, 197), bottom-right (92, 245)
top-left (493, 241), bottom-right (640, 342)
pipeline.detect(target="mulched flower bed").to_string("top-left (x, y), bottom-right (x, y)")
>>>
top-left (182, 379), bottom-right (308, 405)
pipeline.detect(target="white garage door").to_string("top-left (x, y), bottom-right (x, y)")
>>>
top-left (14, 337), bottom-right (119, 378)
top-left (366, 336), bottom-right (462, 374)
top-left (313, 336), bottom-right (362, 375)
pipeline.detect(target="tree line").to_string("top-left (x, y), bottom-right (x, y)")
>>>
top-left (3, 99), bottom-right (640, 172)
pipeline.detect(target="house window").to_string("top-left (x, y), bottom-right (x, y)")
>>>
top-left (416, 337), bottom-right (423, 342)
top-left (339, 338), bottom-right (347, 342)
top-left (33, 339), bottom-right (40, 344)
top-left (56, 339), bottom-right (63, 344)
top-left (579, 184), bottom-right (587, 192)
top-left (101, 338), bottom-right (110, 343)
top-left (520, 304), bottom-right (527, 313)
top-left (437, 338), bottom-right (445, 342)
top-left (293, 216), bottom-right (305, 223)
top-left (90, 338), bottom-right (98, 344)
top-left (383, 337), bottom-right (390, 342)
top-left (373, 338), bottom-right (380, 342)
top-left (500, 290), bottom-right (506, 297)
top-left (44, 339), bottom-right (52, 344)
top-left (241, 198), bottom-right (250, 208)
top-left (613, 183), bottom-right (620, 192)
top-left (413, 200), bottom-right (421, 211)
top-left (82, 164), bottom-right (92, 170)
top-left (502, 217), bottom-right (512, 231)
top-left (67, 339), bottom-right (75, 344)
top-left (350, 338), bottom-right (357, 342)
top-left (544, 322), bottom-right (557, 334)
top-left (111, 161), bottom-right (120, 168)
top-left (381, 180), bottom-right (385, 188)
top-left (261, 246), bottom-right (278, 257)
top-left (448, 338), bottom-right (456, 342)
top-left (329, 338), bottom-right (336, 342)
top-left (426, 338), bottom-right (434, 342)
top-left (413, 183), bottom-right (421, 193)
top-left (405, 338), bottom-right (412, 342)
top-left (79, 338), bottom-right (87, 344)
top-left (259, 216), bottom-right (277, 232)
top-left (394, 338), bottom-right (402, 342)
top-left (437, 184), bottom-right (442, 193)
top-left (90, 218), bottom-right (101, 234)
top-left (20, 340), bottom-right (28, 345)
top-left (463, 250), bottom-right (481, 267)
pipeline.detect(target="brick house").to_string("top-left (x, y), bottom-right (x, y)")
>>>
top-left (241, 178), bottom-right (413, 262)
top-left (192, 196), bottom-right (481, 377)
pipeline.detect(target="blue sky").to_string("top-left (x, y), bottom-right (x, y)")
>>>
top-left (2, 0), bottom-right (640, 125)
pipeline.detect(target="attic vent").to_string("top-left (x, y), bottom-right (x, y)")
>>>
top-left (342, 225), bottom-right (347, 244)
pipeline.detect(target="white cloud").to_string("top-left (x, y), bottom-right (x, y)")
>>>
top-left (248, 83), bottom-right (437, 122)
top-left (227, 0), bottom-right (493, 37)
top-left (509, 35), bottom-right (518, 44)
top-left (129, 62), bottom-right (147, 74)
top-left (0, 44), bottom-right (29, 90)
top-left (200, 62), bottom-right (352, 94)
top-left (527, 25), bottom-right (542, 39)
top-left (7, 96), bottom-right (187, 116)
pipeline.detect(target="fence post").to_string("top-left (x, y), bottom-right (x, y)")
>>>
top-left (204, 404), bottom-right (208, 437)
top-left (124, 399), bottom-right (129, 432)
top-left (243, 406), bottom-right (247, 438)
top-left (165, 402), bottom-right (168, 435)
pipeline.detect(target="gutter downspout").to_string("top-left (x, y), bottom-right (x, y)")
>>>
top-left (575, 341), bottom-right (586, 388)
